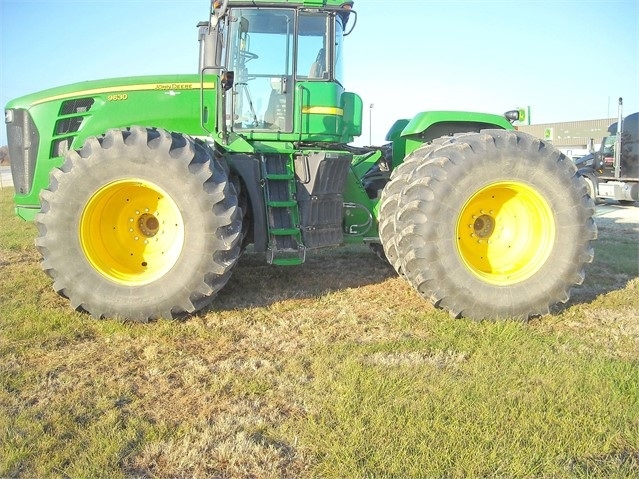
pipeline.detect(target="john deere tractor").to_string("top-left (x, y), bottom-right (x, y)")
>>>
top-left (5, 0), bottom-right (596, 321)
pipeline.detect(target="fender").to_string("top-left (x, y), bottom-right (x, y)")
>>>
top-left (402, 111), bottom-right (513, 140)
top-left (387, 110), bottom-right (514, 169)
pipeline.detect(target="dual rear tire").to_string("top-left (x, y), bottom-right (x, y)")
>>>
top-left (379, 130), bottom-right (597, 320)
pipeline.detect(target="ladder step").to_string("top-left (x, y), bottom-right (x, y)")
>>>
top-left (270, 228), bottom-right (300, 236)
top-left (272, 257), bottom-right (304, 266)
top-left (265, 173), bottom-right (294, 180)
top-left (267, 246), bottom-right (306, 265)
top-left (267, 200), bottom-right (297, 208)
top-left (261, 154), bottom-right (306, 264)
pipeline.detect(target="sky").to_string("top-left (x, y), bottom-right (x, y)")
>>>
top-left (1, 0), bottom-right (638, 147)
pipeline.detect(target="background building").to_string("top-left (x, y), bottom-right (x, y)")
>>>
top-left (517, 118), bottom-right (615, 160)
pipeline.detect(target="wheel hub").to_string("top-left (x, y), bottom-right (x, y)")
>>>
top-left (79, 180), bottom-right (184, 286)
top-left (473, 214), bottom-right (495, 238)
top-left (456, 181), bottom-right (555, 285)
top-left (138, 213), bottom-right (160, 237)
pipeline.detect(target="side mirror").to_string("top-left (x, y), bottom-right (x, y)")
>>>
top-left (504, 108), bottom-right (526, 124)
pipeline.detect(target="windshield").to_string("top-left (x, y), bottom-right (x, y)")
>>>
top-left (602, 135), bottom-right (616, 156)
top-left (224, 8), bottom-right (294, 130)
top-left (228, 9), bottom-right (294, 78)
top-left (223, 8), bottom-right (342, 131)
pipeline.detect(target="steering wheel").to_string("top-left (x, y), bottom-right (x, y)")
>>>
top-left (240, 51), bottom-right (259, 62)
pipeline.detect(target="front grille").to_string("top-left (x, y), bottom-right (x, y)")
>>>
top-left (6, 109), bottom-right (39, 195)
top-left (55, 116), bottom-right (84, 135)
top-left (52, 138), bottom-right (72, 157)
top-left (60, 98), bottom-right (94, 115)
top-left (51, 97), bottom-right (95, 158)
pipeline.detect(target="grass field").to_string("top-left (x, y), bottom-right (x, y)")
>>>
top-left (1, 186), bottom-right (638, 478)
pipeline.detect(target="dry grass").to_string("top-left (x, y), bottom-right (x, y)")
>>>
top-left (1, 188), bottom-right (638, 478)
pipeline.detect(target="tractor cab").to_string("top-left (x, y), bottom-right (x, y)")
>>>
top-left (199, 0), bottom-right (361, 144)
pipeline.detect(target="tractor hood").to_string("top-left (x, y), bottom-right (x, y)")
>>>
top-left (5, 74), bottom-right (211, 110)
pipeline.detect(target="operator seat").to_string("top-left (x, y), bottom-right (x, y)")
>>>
top-left (264, 77), bottom-right (291, 130)
top-left (308, 48), bottom-right (326, 79)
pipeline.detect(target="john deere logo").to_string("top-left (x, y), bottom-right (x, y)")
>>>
top-left (544, 128), bottom-right (554, 141)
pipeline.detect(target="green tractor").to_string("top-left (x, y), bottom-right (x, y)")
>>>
top-left (5, 0), bottom-right (596, 321)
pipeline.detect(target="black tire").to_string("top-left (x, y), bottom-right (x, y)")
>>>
top-left (378, 138), bottom-right (451, 271)
top-left (392, 129), bottom-right (597, 320)
top-left (35, 126), bottom-right (243, 321)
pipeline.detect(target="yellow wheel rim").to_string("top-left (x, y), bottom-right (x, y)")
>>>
top-left (456, 181), bottom-right (555, 286)
top-left (79, 180), bottom-right (184, 286)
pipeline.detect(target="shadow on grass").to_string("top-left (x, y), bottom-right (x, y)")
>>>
top-left (210, 245), bottom-right (397, 311)
top-left (211, 216), bottom-right (639, 318)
